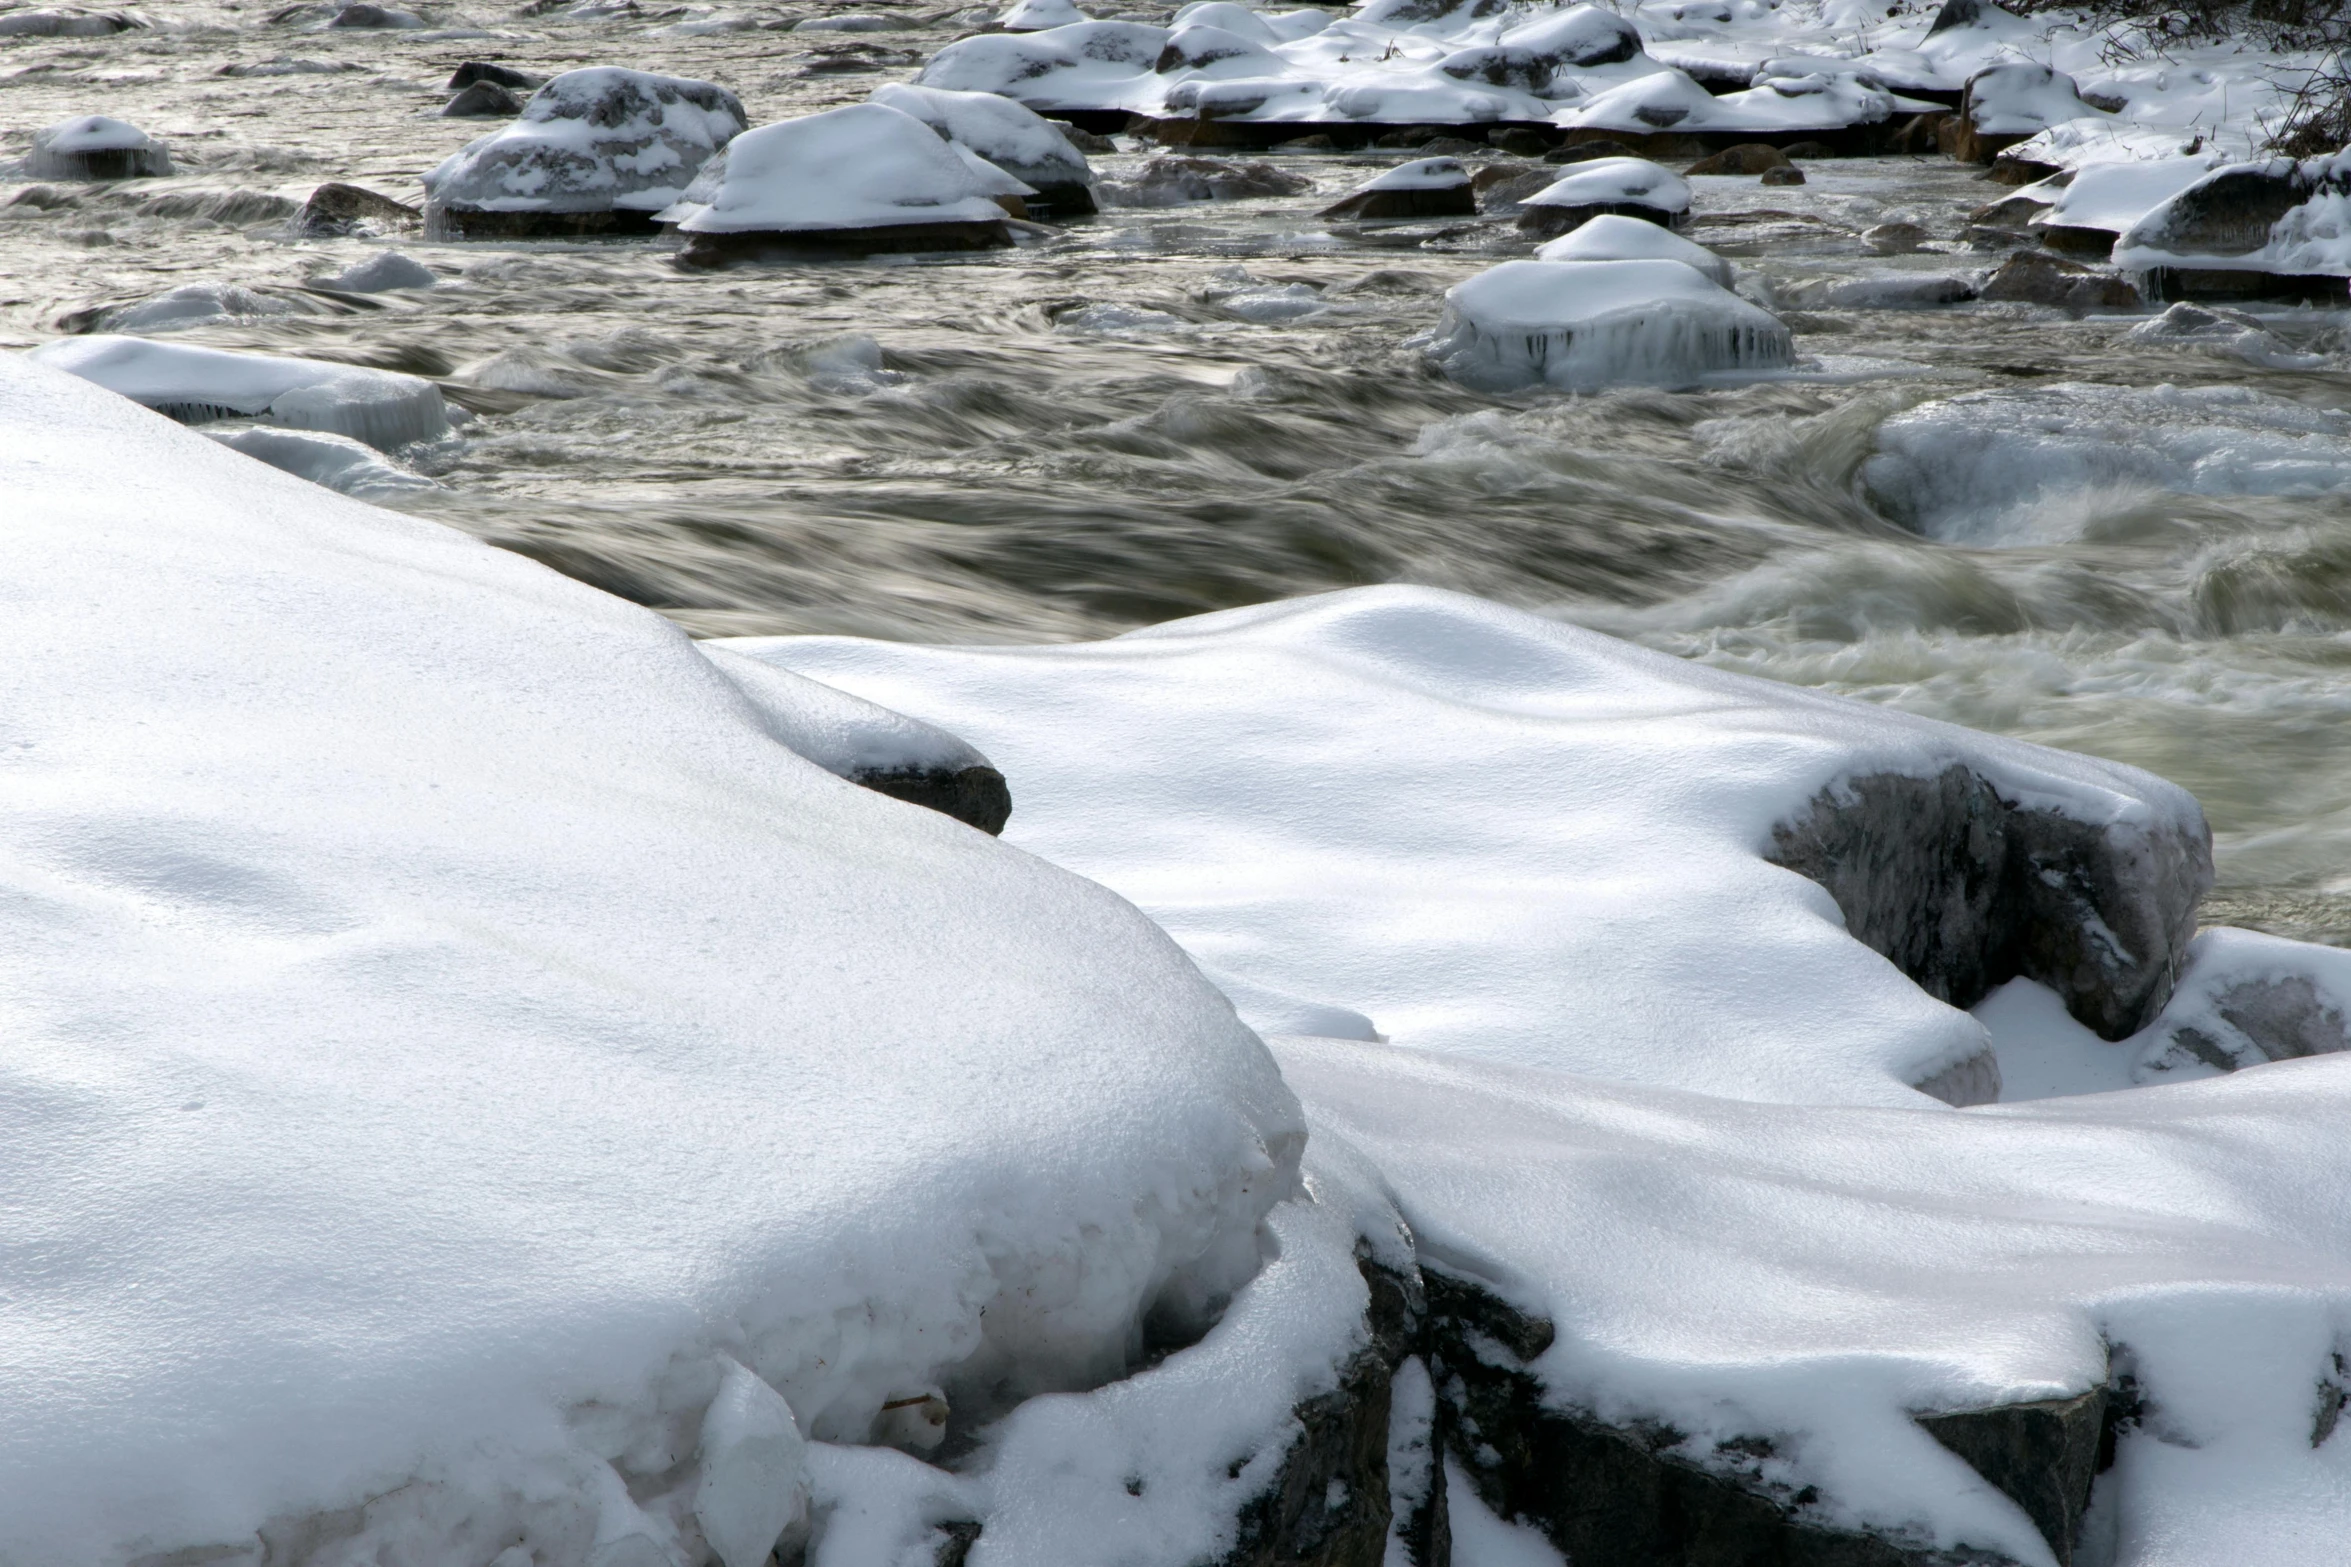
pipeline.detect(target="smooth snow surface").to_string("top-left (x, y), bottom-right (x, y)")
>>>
top-left (727, 585), bottom-right (2197, 1108)
top-left (422, 67), bottom-right (747, 215)
top-left (2037, 155), bottom-right (2224, 236)
top-left (1426, 258), bottom-right (1792, 391)
top-left (1864, 382), bottom-right (2351, 544)
top-left (0, 357), bottom-right (1305, 1566)
top-left (29, 334), bottom-right (450, 450)
top-left (666, 104), bottom-right (1010, 235)
top-left (1534, 212), bottom-right (1733, 286)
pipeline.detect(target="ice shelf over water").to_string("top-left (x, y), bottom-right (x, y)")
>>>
top-left (30, 334), bottom-right (450, 450)
top-left (0, 357), bottom-right (1308, 1566)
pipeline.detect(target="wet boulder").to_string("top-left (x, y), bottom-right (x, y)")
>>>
top-left (22, 116), bottom-right (171, 181)
top-left (2114, 153), bottom-right (2351, 300)
top-left (1979, 250), bottom-right (2143, 310)
top-left (1103, 154), bottom-right (1310, 206)
top-left (1684, 142), bottom-right (1790, 176)
top-left (443, 80), bottom-right (524, 117)
top-left (1863, 220), bottom-right (1932, 252)
top-left (0, 6), bottom-right (141, 34)
top-left (869, 81), bottom-right (1099, 218)
top-left (316, 251), bottom-right (439, 292)
top-left (1760, 165), bottom-right (1805, 185)
top-left (663, 103), bottom-right (1015, 265)
top-left (1514, 155), bottom-right (1690, 238)
top-left (327, 2), bottom-right (424, 24)
top-left (447, 61), bottom-right (541, 91)
top-left (295, 181), bottom-right (419, 237)
top-left (1319, 158), bottom-right (1476, 221)
top-left (423, 67), bottom-right (748, 240)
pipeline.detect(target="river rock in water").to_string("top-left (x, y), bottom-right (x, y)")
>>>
top-left (22, 116), bottom-right (172, 180)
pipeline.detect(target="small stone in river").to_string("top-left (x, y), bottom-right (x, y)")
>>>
top-left (1544, 138), bottom-right (1633, 165)
top-left (1051, 120), bottom-right (1118, 154)
top-left (1979, 250), bottom-right (2142, 310)
top-left (1779, 140), bottom-right (1837, 160)
top-left (328, 3), bottom-right (423, 25)
top-left (1760, 165), bottom-right (1805, 186)
top-left (444, 81), bottom-right (524, 117)
top-left (1488, 127), bottom-right (1549, 156)
top-left (296, 181), bottom-right (420, 237)
top-left (1685, 143), bottom-right (1789, 176)
top-left (448, 62), bottom-right (541, 90)
top-left (319, 251), bottom-right (439, 292)
top-left (1863, 221), bottom-right (1931, 254)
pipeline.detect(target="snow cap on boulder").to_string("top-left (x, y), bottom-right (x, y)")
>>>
top-left (999, 0), bottom-right (1088, 29)
top-left (2115, 151), bottom-right (2351, 281)
top-left (1500, 4), bottom-right (1643, 68)
top-left (868, 81), bottom-right (1096, 213)
top-left (915, 22), bottom-right (1171, 110)
top-left (422, 67), bottom-right (747, 224)
top-left (23, 115), bottom-right (171, 180)
top-left (1318, 156), bottom-right (1476, 220)
top-left (1535, 211), bottom-right (1733, 286)
top-left (1424, 257), bottom-right (1792, 391)
top-left (1516, 154), bottom-right (1690, 237)
top-left (662, 103), bottom-right (1017, 258)
top-left (28, 335), bottom-right (450, 451)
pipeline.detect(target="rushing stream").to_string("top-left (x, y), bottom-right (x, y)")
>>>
top-left (5, 1), bottom-right (2349, 937)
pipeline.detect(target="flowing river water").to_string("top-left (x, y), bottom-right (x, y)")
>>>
top-left (5, 2), bottom-right (2349, 939)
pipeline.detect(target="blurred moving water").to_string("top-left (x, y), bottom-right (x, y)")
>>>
top-left (4, 2), bottom-right (2349, 936)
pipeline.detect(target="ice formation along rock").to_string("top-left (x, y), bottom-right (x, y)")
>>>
top-left (30, 335), bottom-right (451, 451)
top-left (421, 67), bottom-right (748, 239)
top-left (0, 355), bottom-right (1317, 1567)
top-left (662, 103), bottom-right (1019, 263)
top-left (1423, 257), bottom-right (1792, 392)
top-left (21, 114), bottom-right (172, 180)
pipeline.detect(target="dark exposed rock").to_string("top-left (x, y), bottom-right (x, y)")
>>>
top-left (2124, 161), bottom-right (2310, 258)
top-left (1516, 198), bottom-right (1682, 240)
top-left (1439, 44), bottom-right (1553, 92)
top-left (1321, 183), bottom-right (1477, 221)
top-left (1979, 250), bottom-right (2143, 310)
top-left (294, 181), bottom-right (420, 237)
top-left (1891, 111), bottom-right (1950, 155)
top-left (1968, 193), bottom-right (2051, 226)
top-left (1760, 165), bottom-right (1806, 186)
top-left (1779, 140), bottom-right (1838, 160)
top-left (1417, 136), bottom-right (1485, 157)
top-left (1766, 765), bottom-right (2209, 1040)
top-left (1545, 137), bottom-right (1635, 164)
top-left (1124, 155), bottom-right (1313, 202)
top-left (328, 2), bottom-right (418, 25)
top-left (1926, 0), bottom-right (2003, 32)
top-left (1472, 162), bottom-right (1557, 212)
top-left (1686, 143), bottom-right (1791, 175)
top-left (1917, 1391), bottom-right (2105, 1565)
top-left (1374, 125), bottom-right (1453, 149)
top-left (448, 61), bottom-right (541, 90)
top-left (1864, 221), bottom-right (1931, 253)
top-left (1050, 119), bottom-right (1119, 154)
top-left (848, 763), bottom-right (1013, 836)
top-left (1489, 126), bottom-right (1551, 157)
top-left (443, 81), bottom-right (524, 117)
top-left (2144, 973), bottom-right (2351, 1076)
top-left (436, 205), bottom-right (667, 240)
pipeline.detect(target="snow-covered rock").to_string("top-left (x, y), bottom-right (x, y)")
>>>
top-left (2125, 300), bottom-right (2328, 369)
top-left (1318, 156), bottom-right (1475, 220)
top-left (1425, 258), bottom-right (1791, 391)
top-left (1097, 154), bottom-right (1309, 206)
top-left (21, 115), bottom-right (171, 180)
top-left (1562, 63), bottom-right (1929, 141)
top-left (0, 353), bottom-right (1306, 1567)
top-left (2115, 152), bottom-right (2351, 299)
top-left (28, 336), bottom-right (451, 451)
top-left (1514, 154), bottom-right (1690, 238)
top-left (422, 67), bottom-right (747, 239)
top-left (1952, 63), bottom-right (2105, 163)
top-left (915, 21), bottom-right (1171, 114)
top-left (99, 282), bottom-right (316, 332)
top-left (319, 251), bottom-right (440, 292)
top-left (999, 0), bottom-right (1087, 30)
top-left (1534, 210), bottom-right (1733, 286)
top-left (2030, 154), bottom-right (2226, 254)
top-left (662, 104), bottom-right (1016, 263)
top-left (295, 181), bottom-right (419, 238)
top-left (0, 6), bottom-right (140, 34)
top-left (869, 82), bottom-right (1098, 217)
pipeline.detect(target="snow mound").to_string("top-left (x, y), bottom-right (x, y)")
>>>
top-left (1864, 381), bottom-right (2351, 544)
top-left (23, 114), bottom-right (172, 180)
top-left (320, 251), bottom-right (440, 292)
top-left (662, 104), bottom-right (1012, 238)
top-left (915, 22), bottom-right (1171, 113)
top-left (868, 81), bottom-right (1094, 196)
top-left (1518, 155), bottom-right (1692, 236)
top-left (1424, 258), bottom-right (1792, 392)
top-left (0, 354), bottom-right (1303, 1567)
top-left (29, 335), bottom-right (450, 451)
top-left (724, 584), bottom-right (2200, 1109)
top-left (422, 67), bottom-right (747, 218)
top-left (1534, 212), bottom-right (1732, 287)
top-left (1961, 62), bottom-right (2103, 136)
top-left (203, 424), bottom-right (439, 499)
top-left (1564, 64), bottom-right (1928, 137)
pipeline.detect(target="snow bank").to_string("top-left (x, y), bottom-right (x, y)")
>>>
top-left (0, 354), bottom-right (1303, 1566)
top-left (868, 81), bottom-right (1094, 202)
top-left (662, 104), bottom-right (1013, 249)
top-left (203, 424), bottom-right (439, 499)
top-left (22, 114), bottom-right (172, 179)
top-left (1864, 381), bottom-right (2351, 544)
top-left (724, 585), bottom-right (2199, 1109)
top-left (1534, 211), bottom-right (1733, 286)
top-left (29, 335), bottom-right (450, 451)
top-left (1962, 62), bottom-right (2103, 137)
top-left (422, 68), bottom-right (747, 220)
top-left (1424, 258), bottom-right (1791, 392)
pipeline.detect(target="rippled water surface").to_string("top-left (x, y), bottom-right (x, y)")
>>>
top-left (7, 3), bottom-right (2351, 934)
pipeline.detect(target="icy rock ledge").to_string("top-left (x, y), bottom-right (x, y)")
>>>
top-left (1424, 258), bottom-right (1792, 393)
top-left (21, 114), bottom-right (172, 180)
top-left (869, 82), bottom-right (1100, 219)
top-left (29, 334), bottom-right (450, 451)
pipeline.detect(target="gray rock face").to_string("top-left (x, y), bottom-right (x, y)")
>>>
top-left (295, 181), bottom-right (420, 237)
top-left (2125, 161), bottom-right (2313, 258)
top-left (1917, 1391), bottom-right (2106, 1565)
top-left (448, 61), bottom-right (541, 90)
top-left (2147, 973), bottom-right (2351, 1074)
top-left (1766, 765), bottom-right (2212, 1040)
top-left (443, 80), bottom-right (524, 117)
top-left (1978, 250), bottom-right (2143, 310)
top-left (848, 764), bottom-right (1013, 836)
